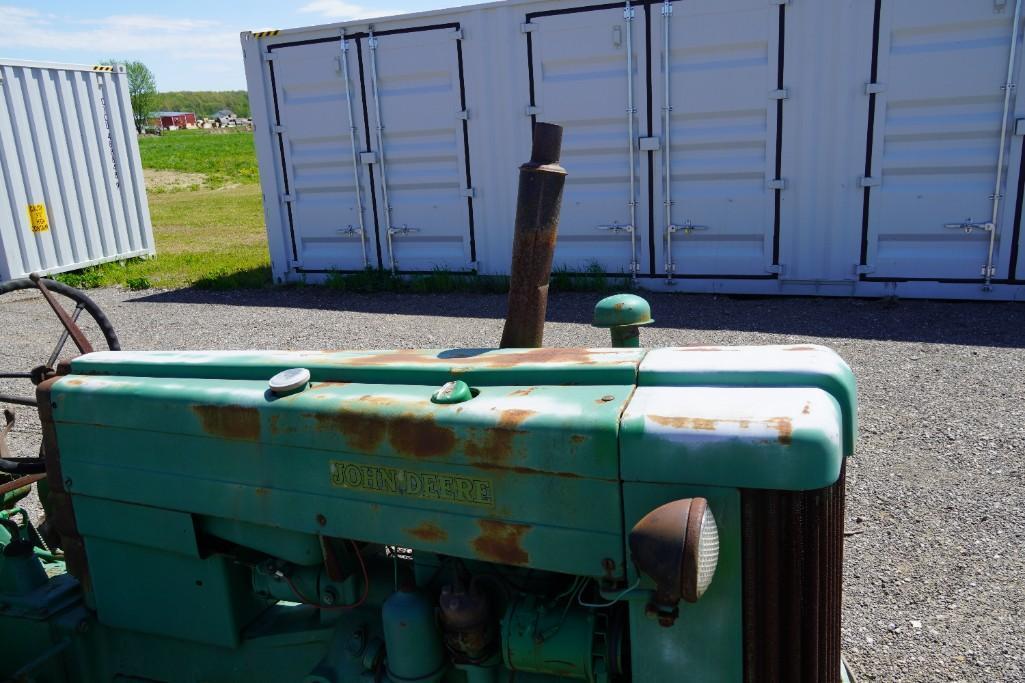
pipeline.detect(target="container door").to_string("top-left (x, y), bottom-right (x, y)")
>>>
top-left (269, 39), bottom-right (376, 272)
top-left (861, 1), bottom-right (1024, 280)
top-left (527, 4), bottom-right (651, 277)
top-left (362, 27), bottom-right (476, 273)
top-left (650, 0), bottom-right (783, 278)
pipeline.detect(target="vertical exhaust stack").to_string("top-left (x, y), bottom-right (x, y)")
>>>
top-left (500, 123), bottom-right (568, 349)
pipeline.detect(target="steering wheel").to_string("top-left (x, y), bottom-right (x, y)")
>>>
top-left (0, 274), bottom-right (120, 475)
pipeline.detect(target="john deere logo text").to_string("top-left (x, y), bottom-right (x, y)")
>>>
top-left (330, 461), bottom-right (494, 507)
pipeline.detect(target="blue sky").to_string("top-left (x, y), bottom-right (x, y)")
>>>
top-left (1, 1), bottom-right (482, 91)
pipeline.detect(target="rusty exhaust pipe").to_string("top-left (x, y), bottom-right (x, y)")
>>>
top-left (500, 123), bottom-right (567, 348)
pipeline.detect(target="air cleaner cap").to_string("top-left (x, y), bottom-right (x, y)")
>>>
top-left (268, 367), bottom-right (311, 394)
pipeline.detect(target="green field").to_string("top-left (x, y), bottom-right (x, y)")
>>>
top-left (57, 130), bottom-right (624, 293)
top-left (59, 130), bottom-right (271, 290)
top-left (138, 130), bottom-right (261, 188)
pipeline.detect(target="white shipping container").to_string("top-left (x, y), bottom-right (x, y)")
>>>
top-left (0, 59), bottom-right (154, 281)
top-left (243, 0), bottom-right (1025, 301)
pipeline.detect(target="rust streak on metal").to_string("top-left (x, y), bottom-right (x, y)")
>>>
top-left (388, 415), bottom-right (456, 459)
top-left (254, 487), bottom-right (271, 497)
top-left (802, 402), bottom-right (812, 415)
top-left (570, 434), bottom-right (587, 444)
top-left (0, 473), bottom-right (46, 497)
top-left (314, 409), bottom-right (455, 458)
top-left (784, 345), bottom-right (819, 352)
top-left (509, 387), bottom-right (535, 397)
top-left (651, 414), bottom-right (793, 444)
top-left (678, 346), bottom-right (724, 352)
top-left (472, 462), bottom-right (581, 479)
top-left (193, 405), bottom-right (261, 441)
top-left (472, 519), bottom-right (531, 565)
top-left (407, 521), bottom-right (448, 543)
top-left (464, 409), bottom-right (536, 464)
top-left (649, 415), bottom-right (718, 431)
top-left (766, 417), bottom-right (794, 445)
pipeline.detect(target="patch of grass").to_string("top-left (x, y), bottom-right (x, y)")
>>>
top-left (550, 262), bottom-right (631, 293)
top-left (138, 130), bottom-right (259, 188)
top-left (321, 265), bottom-right (627, 294)
top-left (56, 184), bottom-right (270, 290)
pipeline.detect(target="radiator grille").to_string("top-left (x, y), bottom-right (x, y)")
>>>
top-left (741, 463), bottom-right (845, 682)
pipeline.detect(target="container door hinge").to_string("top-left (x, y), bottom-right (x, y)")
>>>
top-left (462, 188), bottom-right (476, 198)
top-left (856, 264), bottom-right (875, 275)
top-left (273, 125), bottom-right (285, 134)
top-left (451, 29), bottom-right (464, 40)
top-left (1015, 118), bottom-right (1025, 136)
top-left (624, 6), bottom-right (636, 20)
top-left (337, 225), bottom-right (363, 237)
top-left (865, 82), bottom-right (886, 95)
top-left (858, 176), bottom-right (880, 188)
top-left (981, 264), bottom-right (997, 276)
top-left (770, 0), bottom-right (791, 6)
top-left (282, 193), bottom-right (295, 203)
top-left (288, 259), bottom-right (302, 269)
top-left (359, 151), bottom-right (377, 165)
top-left (520, 23), bottom-right (537, 33)
top-left (766, 264), bottom-right (783, 274)
top-left (662, 2), bottom-right (673, 15)
top-left (457, 109), bottom-right (469, 120)
top-left (525, 105), bottom-right (541, 116)
top-left (769, 88), bottom-right (789, 100)
top-left (768, 178), bottom-right (787, 190)
top-left (262, 52), bottom-right (276, 62)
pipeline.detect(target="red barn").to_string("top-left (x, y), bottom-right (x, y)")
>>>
top-left (153, 111), bottom-right (196, 130)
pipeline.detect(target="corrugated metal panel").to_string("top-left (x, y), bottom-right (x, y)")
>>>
top-left (0, 59), bottom-right (154, 281)
top-left (528, 4), bottom-right (648, 277)
top-left (652, 0), bottom-right (781, 279)
top-left (861, 0), bottom-right (1024, 280)
top-left (244, 0), bottom-right (1025, 300)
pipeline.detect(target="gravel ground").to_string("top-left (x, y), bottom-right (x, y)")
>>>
top-left (2, 286), bottom-right (1023, 682)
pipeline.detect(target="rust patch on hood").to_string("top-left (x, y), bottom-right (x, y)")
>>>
top-left (314, 408), bottom-right (455, 459)
top-left (766, 417), bottom-right (793, 445)
top-left (388, 415), bottom-right (456, 458)
top-left (193, 405), bottom-right (261, 441)
top-left (464, 409), bottom-right (536, 464)
top-left (784, 345), bottom-right (819, 352)
top-left (509, 387), bottom-right (536, 397)
top-left (407, 521), bottom-right (448, 543)
top-left (650, 414), bottom-right (794, 445)
top-left (649, 415), bottom-right (718, 431)
top-left (472, 519), bottom-right (531, 565)
top-left (678, 346), bottom-right (724, 352)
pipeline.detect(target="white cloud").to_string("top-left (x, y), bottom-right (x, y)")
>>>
top-left (0, 6), bottom-right (240, 64)
top-left (298, 0), bottom-right (409, 20)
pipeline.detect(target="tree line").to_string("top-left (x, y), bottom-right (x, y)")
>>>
top-left (101, 60), bottom-right (251, 131)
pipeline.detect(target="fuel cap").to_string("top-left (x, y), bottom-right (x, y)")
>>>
top-left (268, 367), bottom-right (311, 395)
top-left (431, 380), bottom-right (473, 404)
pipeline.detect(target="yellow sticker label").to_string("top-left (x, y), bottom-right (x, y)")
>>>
top-left (330, 460), bottom-right (495, 508)
top-left (27, 204), bottom-right (49, 233)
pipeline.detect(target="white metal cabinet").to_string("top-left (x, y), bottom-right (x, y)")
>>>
top-left (362, 26), bottom-right (476, 273)
top-left (861, 0), bottom-right (1024, 281)
top-left (527, 4), bottom-right (650, 277)
top-left (267, 40), bottom-right (373, 272)
top-left (651, 0), bottom-right (782, 279)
